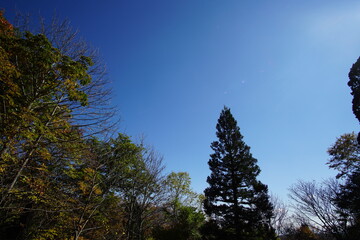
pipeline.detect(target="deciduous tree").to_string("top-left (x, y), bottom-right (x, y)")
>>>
top-left (0, 12), bottom-right (118, 240)
top-left (289, 179), bottom-right (346, 239)
top-left (153, 172), bottom-right (205, 240)
top-left (164, 172), bottom-right (201, 218)
top-left (327, 133), bottom-right (360, 179)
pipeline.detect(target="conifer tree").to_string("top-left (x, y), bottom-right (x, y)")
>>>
top-left (204, 107), bottom-right (275, 240)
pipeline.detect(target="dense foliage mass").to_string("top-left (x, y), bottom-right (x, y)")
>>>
top-left (0, 13), bottom-right (205, 240)
top-left (204, 107), bottom-right (276, 240)
top-left (348, 57), bottom-right (360, 143)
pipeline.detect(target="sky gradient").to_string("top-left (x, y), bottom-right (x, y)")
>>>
top-left (3, 0), bottom-right (360, 202)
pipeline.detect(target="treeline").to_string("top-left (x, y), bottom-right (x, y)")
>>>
top-left (275, 132), bottom-right (360, 240)
top-left (1, 11), bottom-right (360, 240)
top-left (202, 107), bottom-right (360, 240)
top-left (269, 58), bottom-right (360, 240)
top-left (0, 13), bottom-right (204, 240)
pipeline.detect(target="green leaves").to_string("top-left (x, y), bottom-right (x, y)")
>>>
top-left (327, 133), bottom-right (360, 179)
top-left (0, 14), bottom-right (98, 239)
top-left (0, 12), bottom-right (204, 240)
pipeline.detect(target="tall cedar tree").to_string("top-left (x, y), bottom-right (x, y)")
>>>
top-left (204, 107), bottom-right (275, 240)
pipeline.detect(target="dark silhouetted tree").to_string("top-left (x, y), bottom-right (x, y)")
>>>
top-left (326, 133), bottom-right (360, 239)
top-left (348, 57), bottom-right (360, 144)
top-left (204, 106), bottom-right (275, 240)
top-left (335, 169), bottom-right (360, 240)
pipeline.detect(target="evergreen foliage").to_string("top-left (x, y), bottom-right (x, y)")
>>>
top-left (348, 57), bottom-right (360, 144)
top-left (348, 57), bottom-right (360, 125)
top-left (204, 106), bottom-right (275, 240)
top-left (335, 170), bottom-right (360, 240)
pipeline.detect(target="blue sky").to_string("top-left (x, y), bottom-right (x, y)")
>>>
top-left (3, 0), bottom-right (360, 202)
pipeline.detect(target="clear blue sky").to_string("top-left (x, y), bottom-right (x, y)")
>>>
top-left (3, 0), bottom-right (360, 202)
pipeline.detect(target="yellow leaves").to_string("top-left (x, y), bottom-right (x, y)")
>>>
top-left (35, 163), bottom-right (49, 173)
top-left (0, 13), bottom-right (109, 240)
top-left (0, 151), bottom-right (17, 163)
top-left (77, 237), bottom-right (88, 240)
top-left (19, 175), bottom-right (48, 201)
top-left (80, 183), bottom-right (103, 196)
top-left (84, 167), bottom-right (95, 176)
top-left (28, 195), bottom-right (41, 203)
top-left (93, 185), bottom-right (102, 195)
top-left (77, 168), bottom-right (103, 196)
top-left (0, 48), bottom-right (21, 110)
top-left (327, 132), bottom-right (360, 179)
top-left (38, 148), bottom-right (52, 161)
top-left (64, 78), bottom-right (77, 90)
top-left (30, 179), bottom-right (47, 197)
top-left (0, 11), bottom-right (14, 36)
top-left (79, 181), bottom-right (87, 194)
top-left (0, 153), bottom-right (13, 174)
top-left (35, 228), bottom-right (58, 240)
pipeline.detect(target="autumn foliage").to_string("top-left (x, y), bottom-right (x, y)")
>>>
top-left (0, 13), bottom-right (206, 240)
top-left (0, 11), bottom-right (13, 36)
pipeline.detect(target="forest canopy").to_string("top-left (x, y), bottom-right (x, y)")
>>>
top-left (0, 9), bottom-right (359, 240)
